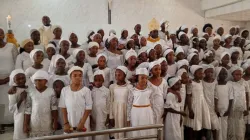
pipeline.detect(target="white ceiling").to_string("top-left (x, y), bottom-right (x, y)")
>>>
top-left (212, 10), bottom-right (250, 21)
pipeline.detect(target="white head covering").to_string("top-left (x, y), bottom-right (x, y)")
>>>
top-left (138, 47), bottom-right (148, 56)
top-left (21, 39), bottom-right (33, 48)
top-left (68, 32), bottom-right (78, 39)
top-left (88, 42), bottom-right (99, 49)
top-left (163, 48), bottom-right (174, 57)
top-left (177, 59), bottom-right (189, 70)
top-left (202, 64), bottom-right (214, 72)
top-left (189, 65), bottom-right (203, 78)
top-left (158, 57), bottom-right (167, 64)
top-left (72, 49), bottom-right (84, 59)
top-left (154, 43), bottom-right (162, 49)
top-left (203, 50), bottom-right (213, 59)
top-left (149, 60), bottom-right (161, 71)
top-left (30, 29), bottom-right (39, 36)
top-left (180, 25), bottom-right (187, 31)
top-left (240, 29), bottom-right (249, 37)
top-left (167, 76), bottom-right (181, 88)
top-left (121, 29), bottom-right (127, 34)
top-left (59, 38), bottom-right (72, 47)
top-left (108, 35), bottom-right (118, 43)
top-left (219, 52), bottom-right (230, 64)
top-left (188, 48), bottom-right (198, 55)
top-left (68, 66), bottom-right (83, 76)
top-left (48, 54), bottom-right (67, 74)
top-left (109, 29), bottom-right (116, 36)
top-left (90, 33), bottom-right (101, 40)
top-left (178, 31), bottom-right (186, 39)
top-left (9, 69), bottom-right (25, 86)
top-left (199, 37), bottom-right (206, 41)
top-left (96, 53), bottom-right (107, 62)
top-left (30, 49), bottom-right (43, 63)
top-left (187, 53), bottom-right (198, 62)
top-left (229, 47), bottom-right (240, 56)
top-left (244, 51), bottom-right (250, 60)
top-left (52, 25), bottom-right (62, 32)
top-left (93, 70), bottom-right (105, 80)
top-left (190, 26), bottom-right (198, 33)
top-left (125, 49), bottom-right (137, 60)
top-left (136, 68), bottom-right (149, 76)
top-left (146, 47), bottom-right (155, 55)
top-left (213, 35), bottom-right (221, 41)
top-left (230, 66), bottom-right (243, 74)
top-left (175, 46), bottom-right (184, 56)
top-left (176, 68), bottom-right (187, 77)
top-left (215, 66), bottom-right (227, 79)
top-left (223, 34), bottom-right (232, 41)
top-left (31, 70), bottom-right (50, 84)
top-left (232, 35), bottom-right (240, 42)
top-left (244, 44), bottom-right (250, 51)
top-left (241, 60), bottom-right (250, 71)
top-left (215, 26), bottom-right (223, 34)
top-left (46, 43), bottom-right (56, 51)
top-left (137, 62), bottom-right (149, 69)
top-left (86, 30), bottom-right (94, 38)
top-left (235, 25), bottom-right (240, 29)
top-left (116, 66), bottom-right (128, 75)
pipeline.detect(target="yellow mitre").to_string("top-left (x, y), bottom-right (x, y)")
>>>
top-left (148, 18), bottom-right (160, 32)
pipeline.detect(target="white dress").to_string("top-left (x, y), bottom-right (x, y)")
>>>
top-left (184, 81), bottom-right (211, 131)
top-left (164, 92), bottom-right (182, 140)
top-left (109, 83), bottom-right (133, 139)
top-left (167, 63), bottom-right (177, 77)
top-left (82, 63), bottom-right (94, 86)
top-left (86, 55), bottom-right (97, 66)
top-left (59, 86), bottom-right (93, 140)
top-left (0, 43), bottom-right (18, 124)
top-left (228, 79), bottom-right (249, 140)
top-left (119, 38), bottom-right (127, 45)
top-left (106, 51), bottom-right (124, 81)
top-left (25, 87), bottom-right (57, 137)
top-left (211, 46), bottom-right (226, 62)
top-left (93, 67), bottom-right (112, 88)
top-left (66, 55), bottom-right (75, 69)
top-left (202, 81), bottom-right (220, 130)
top-left (148, 79), bottom-right (168, 124)
top-left (215, 82), bottom-right (234, 140)
top-left (179, 45), bottom-right (190, 56)
top-left (42, 58), bottom-right (50, 71)
top-left (127, 87), bottom-right (155, 139)
top-left (8, 88), bottom-right (27, 139)
top-left (25, 66), bottom-right (48, 87)
top-left (91, 86), bottom-right (110, 140)
top-left (245, 80), bottom-right (250, 124)
top-left (15, 52), bottom-right (32, 71)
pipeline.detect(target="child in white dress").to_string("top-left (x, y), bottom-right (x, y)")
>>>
top-left (202, 64), bottom-right (220, 140)
top-left (174, 46), bottom-right (185, 62)
top-left (127, 68), bottom-right (155, 139)
top-left (163, 76), bottom-right (186, 140)
top-left (94, 53), bottom-right (112, 87)
top-left (228, 66), bottom-right (249, 140)
top-left (23, 70), bottom-right (58, 137)
top-left (8, 69), bottom-right (28, 139)
top-left (187, 52), bottom-right (200, 66)
top-left (148, 60), bottom-right (168, 124)
top-left (109, 66), bottom-right (133, 139)
top-left (59, 66), bottom-right (93, 140)
top-left (91, 70), bottom-right (110, 140)
top-left (15, 39), bottom-right (34, 71)
top-left (163, 48), bottom-right (177, 76)
top-left (86, 42), bottom-right (99, 66)
top-left (185, 65), bottom-right (211, 140)
top-left (59, 39), bottom-right (74, 68)
top-left (125, 49), bottom-right (137, 84)
top-left (214, 67), bottom-right (233, 140)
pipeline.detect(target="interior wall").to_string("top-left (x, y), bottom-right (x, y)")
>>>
top-left (0, 0), bottom-right (246, 43)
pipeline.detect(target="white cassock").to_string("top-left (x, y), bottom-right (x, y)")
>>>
top-left (15, 52), bottom-right (32, 71)
top-left (39, 25), bottom-right (54, 46)
top-left (59, 86), bottom-right (93, 140)
top-left (0, 43), bottom-right (18, 124)
top-left (91, 86), bottom-right (110, 140)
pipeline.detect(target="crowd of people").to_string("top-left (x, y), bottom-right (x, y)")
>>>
top-left (0, 15), bottom-right (250, 140)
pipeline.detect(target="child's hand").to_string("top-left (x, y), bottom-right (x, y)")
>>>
top-left (189, 110), bottom-right (194, 119)
top-left (20, 90), bottom-right (27, 101)
top-left (23, 124), bottom-right (30, 134)
top-left (8, 86), bottom-right (16, 95)
top-left (127, 121), bottom-right (131, 127)
top-left (76, 123), bottom-right (86, 132)
top-left (109, 119), bottom-right (115, 127)
top-left (63, 123), bottom-right (72, 133)
top-left (244, 110), bottom-right (249, 116)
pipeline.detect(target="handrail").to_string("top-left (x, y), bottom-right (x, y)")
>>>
top-left (23, 124), bottom-right (164, 140)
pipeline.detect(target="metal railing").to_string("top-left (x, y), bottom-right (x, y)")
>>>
top-left (24, 124), bottom-right (164, 140)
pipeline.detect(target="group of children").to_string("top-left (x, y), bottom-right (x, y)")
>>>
top-left (2, 18), bottom-right (250, 140)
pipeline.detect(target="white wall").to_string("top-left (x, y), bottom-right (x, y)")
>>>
top-left (201, 0), bottom-right (239, 10)
top-left (0, 0), bottom-right (247, 43)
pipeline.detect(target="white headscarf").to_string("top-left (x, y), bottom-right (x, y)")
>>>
top-left (146, 47), bottom-right (155, 55)
top-left (48, 54), bottom-right (67, 74)
top-left (108, 35), bottom-right (118, 43)
top-left (199, 37), bottom-right (206, 41)
top-left (46, 43), bottom-right (56, 51)
top-left (244, 44), bottom-right (250, 51)
top-left (86, 30), bottom-right (94, 38)
top-left (244, 51), bottom-right (250, 60)
top-left (190, 26), bottom-right (198, 33)
top-left (68, 66), bottom-right (83, 76)
top-left (137, 62), bottom-right (149, 69)
top-left (189, 65), bottom-right (203, 78)
top-left (90, 33), bottom-right (101, 40)
top-left (93, 70), bottom-right (105, 80)
top-left (96, 53), bottom-right (108, 62)
top-left (52, 25), bottom-right (62, 32)
top-left (88, 42), bottom-right (99, 49)
top-left (202, 64), bottom-right (214, 72)
top-left (203, 50), bottom-right (213, 59)
top-left (136, 68), bottom-right (149, 76)
top-left (180, 25), bottom-right (187, 31)
top-left (177, 59), bottom-right (189, 70)
top-left (59, 38), bottom-right (72, 47)
top-left (176, 68), bottom-right (187, 77)
top-left (116, 66), bottom-right (128, 75)
top-left (232, 35), bottom-right (240, 43)
top-left (31, 70), bottom-right (50, 84)
top-left (241, 60), bottom-right (250, 71)
top-left (213, 35), bottom-right (221, 41)
top-left (149, 60), bottom-right (161, 71)
top-left (30, 49), bottom-right (43, 63)
top-left (222, 34), bottom-right (232, 41)
top-left (178, 31), bottom-right (186, 39)
top-left (187, 52), bottom-right (198, 62)
top-left (157, 57), bottom-right (167, 64)
top-left (9, 69), bottom-right (25, 86)
top-left (138, 47), bottom-right (148, 56)
top-left (125, 49), bottom-right (137, 60)
top-left (188, 48), bottom-right (198, 55)
top-left (230, 66), bottom-right (243, 74)
top-left (21, 39), bottom-right (33, 48)
top-left (72, 49), bottom-right (84, 59)
top-left (219, 52), bottom-right (230, 64)
top-left (175, 46), bottom-right (184, 56)
top-left (163, 48), bottom-right (174, 58)
top-left (229, 47), bottom-right (239, 56)
top-left (167, 76), bottom-right (181, 88)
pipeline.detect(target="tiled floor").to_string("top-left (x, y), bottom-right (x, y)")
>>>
top-left (0, 127), bottom-right (14, 140)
